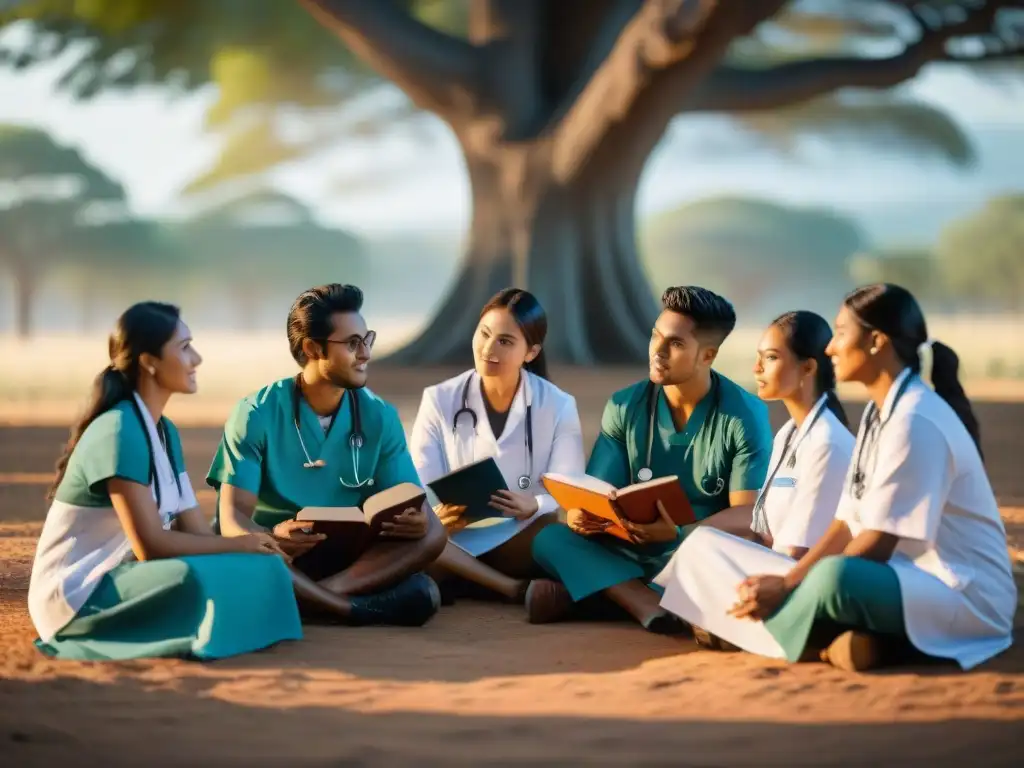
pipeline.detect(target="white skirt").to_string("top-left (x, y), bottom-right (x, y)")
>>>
top-left (652, 527), bottom-right (797, 659)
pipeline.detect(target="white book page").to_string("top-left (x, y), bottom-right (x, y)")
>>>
top-left (542, 473), bottom-right (617, 496)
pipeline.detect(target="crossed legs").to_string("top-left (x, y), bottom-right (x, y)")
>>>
top-left (292, 512), bottom-right (447, 625)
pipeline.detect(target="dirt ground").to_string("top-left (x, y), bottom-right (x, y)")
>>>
top-left (1, 366), bottom-right (1022, 765)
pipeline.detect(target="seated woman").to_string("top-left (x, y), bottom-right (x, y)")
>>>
top-left (663, 284), bottom-right (1017, 672)
top-left (655, 311), bottom-right (854, 650)
top-left (28, 302), bottom-right (301, 662)
top-left (409, 288), bottom-right (585, 601)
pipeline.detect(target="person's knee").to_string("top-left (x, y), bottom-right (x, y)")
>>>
top-left (803, 555), bottom-right (860, 597)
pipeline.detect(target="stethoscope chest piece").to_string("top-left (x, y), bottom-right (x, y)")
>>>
top-left (637, 467), bottom-right (653, 482)
top-left (517, 475), bottom-right (532, 490)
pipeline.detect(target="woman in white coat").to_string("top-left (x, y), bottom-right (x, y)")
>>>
top-left (681, 284), bottom-right (1016, 672)
top-left (655, 310), bottom-right (854, 650)
top-left (409, 288), bottom-right (585, 602)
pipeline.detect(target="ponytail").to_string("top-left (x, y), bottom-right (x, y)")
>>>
top-left (925, 340), bottom-right (983, 459)
top-left (47, 366), bottom-right (135, 501)
top-left (823, 389), bottom-right (849, 429)
top-left (525, 348), bottom-right (550, 381)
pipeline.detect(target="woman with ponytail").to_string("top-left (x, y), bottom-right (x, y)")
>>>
top-left (654, 310), bottom-right (855, 650)
top-left (708, 284), bottom-right (1015, 673)
top-left (28, 302), bottom-right (302, 661)
top-left (409, 288), bottom-right (585, 602)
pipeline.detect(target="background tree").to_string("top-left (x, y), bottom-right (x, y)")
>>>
top-left (936, 193), bottom-right (1024, 311)
top-left (642, 196), bottom-right (866, 321)
top-left (3, 1), bottom-right (1022, 360)
top-left (847, 246), bottom-right (945, 307)
top-left (174, 190), bottom-right (366, 330)
top-left (0, 125), bottom-right (147, 338)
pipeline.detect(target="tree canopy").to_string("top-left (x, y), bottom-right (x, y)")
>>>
top-left (4, 1), bottom-right (1021, 362)
top-left (641, 196), bottom-right (866, 320)
top-left (0, 124), bottom-right (158, 336)
top-left (937, 193), bottom-right (1024, 310)
top-left (4, 1), bottom-right (1021, 193)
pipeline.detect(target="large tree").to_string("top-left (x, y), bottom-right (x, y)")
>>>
top-left (937, 193), bottom-right (1024, 311)
top-left (0, 125), bottom-right (148, 337)
top-left (4, 1), bottom-right (1021, 361)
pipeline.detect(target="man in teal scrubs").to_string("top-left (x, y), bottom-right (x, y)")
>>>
top-left (208, 284), bottom-right (447, 626)
top-left (528, 286), bottom-right (772, 633)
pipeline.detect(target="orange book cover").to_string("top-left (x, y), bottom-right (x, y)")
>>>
top-left (541, 473), bottom-right (696, 541)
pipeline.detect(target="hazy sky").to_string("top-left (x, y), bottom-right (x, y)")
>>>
top-left (2, 38), bottom-right (1023, 239)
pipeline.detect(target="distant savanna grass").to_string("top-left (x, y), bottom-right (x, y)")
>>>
top-left (1, 314), bottom-right (1022, 426)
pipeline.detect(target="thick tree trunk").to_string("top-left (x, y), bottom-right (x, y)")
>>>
top-left (387, 130), bottom-right (657, 366)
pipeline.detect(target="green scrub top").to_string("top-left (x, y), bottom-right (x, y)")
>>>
top-left (55, 400), bottom-right (186, 508)
top-left (586, 372), bottom-right (773, 521)
top-left (206, 377), bottom-right (422, 530)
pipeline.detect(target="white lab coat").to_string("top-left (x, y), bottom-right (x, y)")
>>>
top-left (653, 396), bottom-right (855, 659)
top-left (834, 369), bottom-right (1016, 670)
top-left (409, 369), bottom-right (585, 556)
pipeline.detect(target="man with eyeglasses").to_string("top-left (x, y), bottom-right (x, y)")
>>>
top-left (207, 284), bottom-right (446, 627)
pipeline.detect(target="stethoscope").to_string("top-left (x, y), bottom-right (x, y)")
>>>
top-left (128, 395), bottom-right (182, 511)
top-left (293, 375), bottom-right (373, 489)
top-left (452, 372), bottom-right (534, 490)
top-left (637, 374), bottom-right (725, 497)
top-left (751, 395), bottom-right (828, 535)
top-left (849, 371), bottom-right (915, 500)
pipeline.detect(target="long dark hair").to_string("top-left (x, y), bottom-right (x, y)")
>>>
top-left (771, 310), bottom-right (849, 429)
top-left (844, 283), bottom-right (982, 456)
top-left (47, 302), bottom-right (182, 501)
top-left (480, 288), bottom-right (549, 380)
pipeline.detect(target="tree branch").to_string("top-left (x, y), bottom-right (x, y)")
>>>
top-left (686, 54), bottom-right (928, 113)
top-left (467, 0), bottom-right (547, 139)
top-left (296, 0), bottom-right (482, 117)
top-left (550, 0), bottom-right (723, 181)
top-left (686, 0), bottom-right (1024, 113)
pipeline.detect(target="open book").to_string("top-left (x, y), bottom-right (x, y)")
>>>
top-left (541, 473), bottom-right (696, 542)
top-left (427, 456), bottom-right (510, 524)
top-left (295, 482), bottom-right (427, 537)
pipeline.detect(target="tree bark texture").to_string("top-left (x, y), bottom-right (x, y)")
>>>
top-left (301, 0), bottom-right (1021, 363)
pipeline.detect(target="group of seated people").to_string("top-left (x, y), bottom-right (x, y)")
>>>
top-left (26, 281), bottom-right (1017, 673)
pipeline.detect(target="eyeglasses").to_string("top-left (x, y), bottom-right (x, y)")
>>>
top-left (323, 330), bottom-right (376, 354)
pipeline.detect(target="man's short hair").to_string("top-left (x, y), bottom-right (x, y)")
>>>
top-left (661, 286), bottom-right (736, 346)
top-left (287, 283), bottom-right (364, 364)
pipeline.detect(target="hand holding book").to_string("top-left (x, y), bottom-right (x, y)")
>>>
top-left (489, 490), bottom-right (538, 520)
top-left (566, 508), bottom-right (613, 537)
top-left (379, 506), bottom-right (431, 540)
top-left (619, 500), bottom-right (679, 544)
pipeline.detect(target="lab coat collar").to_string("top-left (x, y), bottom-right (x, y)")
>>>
top-left (880, 367), bottom-right (915, 423)
top-left (787, 393), bottom-right (829, 453)
top-left (466, 369), bottom-right (532, 445)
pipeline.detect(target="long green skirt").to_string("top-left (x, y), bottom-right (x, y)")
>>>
top-left (764, 555), bottom-right (907, 662)
top-left (35, 554), bottom-right (303, 662)
top-left (531, 521), bottom-right (681, 602)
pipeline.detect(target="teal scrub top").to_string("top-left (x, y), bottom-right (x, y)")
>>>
top-left (55, 400), bottom-right (186, 507)
top-left (206, 377), bottom-right (422, 529)
top-left (586, 372), bottom-right (773, 521)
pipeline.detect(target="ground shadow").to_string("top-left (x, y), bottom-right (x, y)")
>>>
top-left (206, 600), bottom-right (699, 682)
top-left (1, 676), bottom-right (1020, 766)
